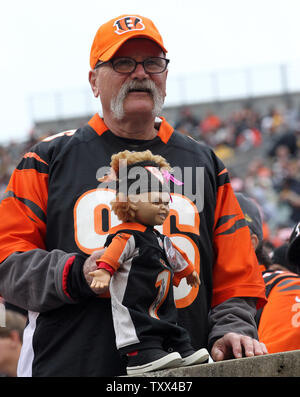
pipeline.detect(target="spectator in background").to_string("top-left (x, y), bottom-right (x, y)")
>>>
top-left (279, 160), bottom-right (300, 225)
top-left (257, 222), bottom-right (300, 353)
top-left (235, 127), bottom-right (262, 151)
top-left (286, 222), bottom-right (300, 275)
top-left (235, 193), bottom-right (272, 272)
top-left (0, 310), bottom-right (27, 377)
top-left (236, 191), bottom-right (300, 354)
top-left (174, 106), bottom-right (200, 139)
top-left (268, 131), bottom-right (297, 159)
top-left (283, 101), bottom-right (300, 132)
top-left (244, 158), bottom-right (279, 228)
top-left (269, 243), bottom-right (289, 272)
top-left (200, 110), bottom-right (221, 135)
top-left (261, 106), bottom-right (284, 136)
top-left (271, 144), bottom-right (292, 193)
top-left (199, 110), bottom-right (221, 145)
top-left (232, 106), bottom-right (262, 151)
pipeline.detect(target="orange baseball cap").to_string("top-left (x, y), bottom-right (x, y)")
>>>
top-left (90, 14), bottom-right (167, 69)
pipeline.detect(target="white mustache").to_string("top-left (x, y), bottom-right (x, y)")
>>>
top-left (123, 79), bottom-right (157, 96)
top-left (110, 79), bottom-right (165, 120)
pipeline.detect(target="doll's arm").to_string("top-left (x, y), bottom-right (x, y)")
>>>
top-left (170, 242), bottom-right (200, 287)
top-left (88, 232), bottom-right (135, 292)
top-left (89, 263), bottom-right (113, 291)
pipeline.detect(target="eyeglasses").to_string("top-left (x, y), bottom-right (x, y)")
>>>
top-left (95, 57), bottom-right (170, 74)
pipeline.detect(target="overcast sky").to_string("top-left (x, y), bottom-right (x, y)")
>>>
top-left (1, 0), bottom-right (300, 144)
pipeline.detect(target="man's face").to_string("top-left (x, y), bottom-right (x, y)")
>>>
top-left (0, 334), bottom-right (15, 375)
top-left (89, 38), bottom-right (168, 120)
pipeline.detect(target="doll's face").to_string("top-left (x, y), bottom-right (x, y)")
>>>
top-left (129, 191), bottom-right (170, 226)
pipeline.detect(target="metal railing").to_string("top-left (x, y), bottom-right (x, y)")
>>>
top-left (28, 60), bottom-right (300, 122)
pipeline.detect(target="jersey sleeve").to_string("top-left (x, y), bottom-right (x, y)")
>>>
top-left (212, 159), bottom-right (267, 309)
top-left (0, 147), bottom-right (49, 262)
top-left (99, 232), bottom-right (136, 272)
top-left (0, 140), bottom-right (88, 312)
top-left (171, 242), bottom-right (195, 287)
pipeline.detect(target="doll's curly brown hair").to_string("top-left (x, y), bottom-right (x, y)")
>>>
top-left (110, 150), bottom-right (171, 222)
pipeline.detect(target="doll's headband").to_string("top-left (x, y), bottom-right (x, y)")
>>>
top-left (117, 160), bottom-right (171, 195)
top-left (99, 160), bottom-right (183, 198)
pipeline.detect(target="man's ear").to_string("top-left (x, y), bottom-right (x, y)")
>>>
top-left (88, 70), bottom-right (99, 98)
top-left (250, 234), bottom-right (259, 251)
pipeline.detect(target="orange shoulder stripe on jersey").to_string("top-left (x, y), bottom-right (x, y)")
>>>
top-left (215, 214), bottom-right (246, 236)
top-left (88, 113), bottom-right (108, 136)
top-left (0, 198), bottom-right (46, 262)
top-left (99, 232), bottom-right (133, 271)
top-left (157, 117), bottom-right (174, 144)
top-left (5, 169), bottom-right (48, 217)
top-left (213, 183), bottom-right (244, 231)
top-left (277, 278), bottom-right (300, 293)
top-left (23, 152), bottom-right (49, 166)
top-left (3, 190), bottom-right (46, 224)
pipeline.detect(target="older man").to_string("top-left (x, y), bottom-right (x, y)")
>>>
top-left (0, 14), bottom-right (266, 376)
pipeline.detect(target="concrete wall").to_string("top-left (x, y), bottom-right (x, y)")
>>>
top-left (127, 350), bottom-right (300, 377)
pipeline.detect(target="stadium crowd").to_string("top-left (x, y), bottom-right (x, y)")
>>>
top-left (174, 102), bottom-right (300, 247)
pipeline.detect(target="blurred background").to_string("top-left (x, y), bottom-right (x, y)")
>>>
top-left (1, 0), bottom-right (300, 249)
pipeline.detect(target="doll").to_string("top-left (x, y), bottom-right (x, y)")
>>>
top-left (89, 150), bottom-right (209, 375)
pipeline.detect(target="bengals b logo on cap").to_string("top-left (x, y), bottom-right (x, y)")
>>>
top-left (113, 16), bottom-right (145, 35)
top-left (90, 14), bottom-right (167, 68)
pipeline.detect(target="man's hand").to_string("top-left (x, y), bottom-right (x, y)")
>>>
top-left (211, 332), bottom-right (268, 361)
top-left (83, 249), bottom-right (105, 294)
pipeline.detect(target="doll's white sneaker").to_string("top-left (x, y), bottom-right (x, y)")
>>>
top-left (180, 347), bottom-right (209, 366)
top-left (126, 348), bottom-right (182, 375)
